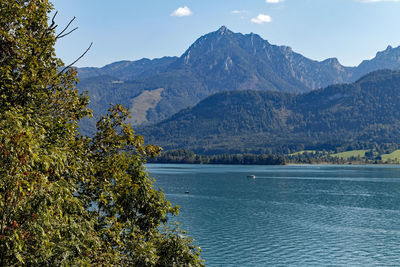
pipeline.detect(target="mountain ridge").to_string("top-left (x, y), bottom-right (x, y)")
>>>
top-left (77, 26), bottom-right (400, 130)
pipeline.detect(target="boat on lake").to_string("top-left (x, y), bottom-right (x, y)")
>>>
top-left (247, 175), bottom-right (256, 179)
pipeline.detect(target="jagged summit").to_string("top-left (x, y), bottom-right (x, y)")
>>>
top-left (353, 44), bottom-right (400, 79)
top-left (376, 45), bottom-right (398, 56)
top-left (216, 25), bottom-right (232, 35)
top-left (322, 57), bottom-right (341, 65)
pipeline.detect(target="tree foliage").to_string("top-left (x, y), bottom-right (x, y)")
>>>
top-left (0, 1), bottom-right (203, 265)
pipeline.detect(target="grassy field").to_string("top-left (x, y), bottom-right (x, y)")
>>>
top-left (381, 150), bottom-right (400, 163)
top-left (289, 150), bottom-right (317, 156)
top-left (288, 149), bottom-right (400, 163)
top-left (331, 150), bottom-right (368, 160)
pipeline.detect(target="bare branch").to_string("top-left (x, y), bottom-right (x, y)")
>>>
top-left (50, 11), bottom-right (58, 29)
top-left (59, 42), bottom-right (93, 75)
top-left (57, 27), bottom-right (78, 39)
top-left (56, 17), bottom-right (76, 39)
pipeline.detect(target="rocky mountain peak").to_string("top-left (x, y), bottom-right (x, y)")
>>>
top-left (217, 25), bottom-right (232, 35)
top-left (322, 57), bottom-right (341, 66)
top-left (375, 45), bottom-right (400, 57)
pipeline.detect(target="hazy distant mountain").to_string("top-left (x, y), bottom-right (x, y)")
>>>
top-left (78, 56), bottom-right (178, 80)
top-left (138, 70), bottom-right (400, 154)
top-left (352, 45), bottom-right (400, 80)
top-left (77, 26), bottom-right (400, 130)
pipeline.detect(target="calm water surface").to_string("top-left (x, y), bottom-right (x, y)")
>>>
top-left (147, 164), bottom-right (400, 266)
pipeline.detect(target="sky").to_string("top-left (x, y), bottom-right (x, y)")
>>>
top-left (53, 0), bottom-right (400, 68)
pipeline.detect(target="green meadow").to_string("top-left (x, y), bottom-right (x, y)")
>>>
top-left (289, 150), bottom-right (318, 156)
top-left (381, 150), bottom-right (400, 163)
top-left (330, 150), bottom-right (368, 160)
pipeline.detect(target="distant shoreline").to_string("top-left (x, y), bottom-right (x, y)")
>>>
top-left (147, 162), bottom-right (400, 166)
top-left (148, 148), bottom-right (400, 166)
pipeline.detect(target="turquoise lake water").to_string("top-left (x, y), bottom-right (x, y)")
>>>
top-left (147, 164), bottom-right (400, 266)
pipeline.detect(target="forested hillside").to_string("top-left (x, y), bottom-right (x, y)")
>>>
top-left (138, 70), bottom-right (400, 154)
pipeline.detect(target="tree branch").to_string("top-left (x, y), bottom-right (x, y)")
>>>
top-left (50, 11), bottom-right (58, 30)
top-left (56, 17), bottom-right (76, 39)
top-left (58, 42), bottom-right (93, 75)
top-left (57, 27), bottom-right (78, 39)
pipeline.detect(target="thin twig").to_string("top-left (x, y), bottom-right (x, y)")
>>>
top-left (58, 42), bottom-right (93, 75)
top-left (50, 11), bottom-right (58, 28)
top-left (57, 27), bottom-right (78, 39)
top-left (56, 17), bottom-right (76, 39)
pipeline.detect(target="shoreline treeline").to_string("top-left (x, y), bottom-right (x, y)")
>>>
top-left (149, 149), bottom-right (286, 165)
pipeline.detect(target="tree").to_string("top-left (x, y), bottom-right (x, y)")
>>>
top-left (0, 0), bottom-right (203, 265)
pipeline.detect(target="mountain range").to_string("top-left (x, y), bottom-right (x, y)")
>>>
top-left (138, 70), bottom-right (400, 154)
top-left (77, 26), bottom-right (400, 134)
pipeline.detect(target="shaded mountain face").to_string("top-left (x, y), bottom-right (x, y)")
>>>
top-left (138, 70), bottom-right (400, 154)
top-left (77, 26), bottom-right (400, 131)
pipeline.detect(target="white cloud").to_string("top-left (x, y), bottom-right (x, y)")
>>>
top-left (266, 0), bottom-right (284, 3)
top-left (251, 14), bottom-right (272, 24)
top-left (232, 10), bottom-right (248, 14)
top-left (171, 6), bottom-right (192, 17)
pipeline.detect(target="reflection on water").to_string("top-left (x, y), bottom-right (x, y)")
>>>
top-left (147, 164), bottom-right (400, 266)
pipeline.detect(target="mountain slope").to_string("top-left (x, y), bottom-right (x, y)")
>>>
top-left (138, 70), bottom-right (400, 154)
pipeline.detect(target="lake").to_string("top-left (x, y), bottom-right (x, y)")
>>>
top-left (147, 164), bottom-right (400, 266)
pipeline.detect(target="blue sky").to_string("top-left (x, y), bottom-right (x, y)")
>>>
top-left (53, 0), bottom-right (400, 68)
